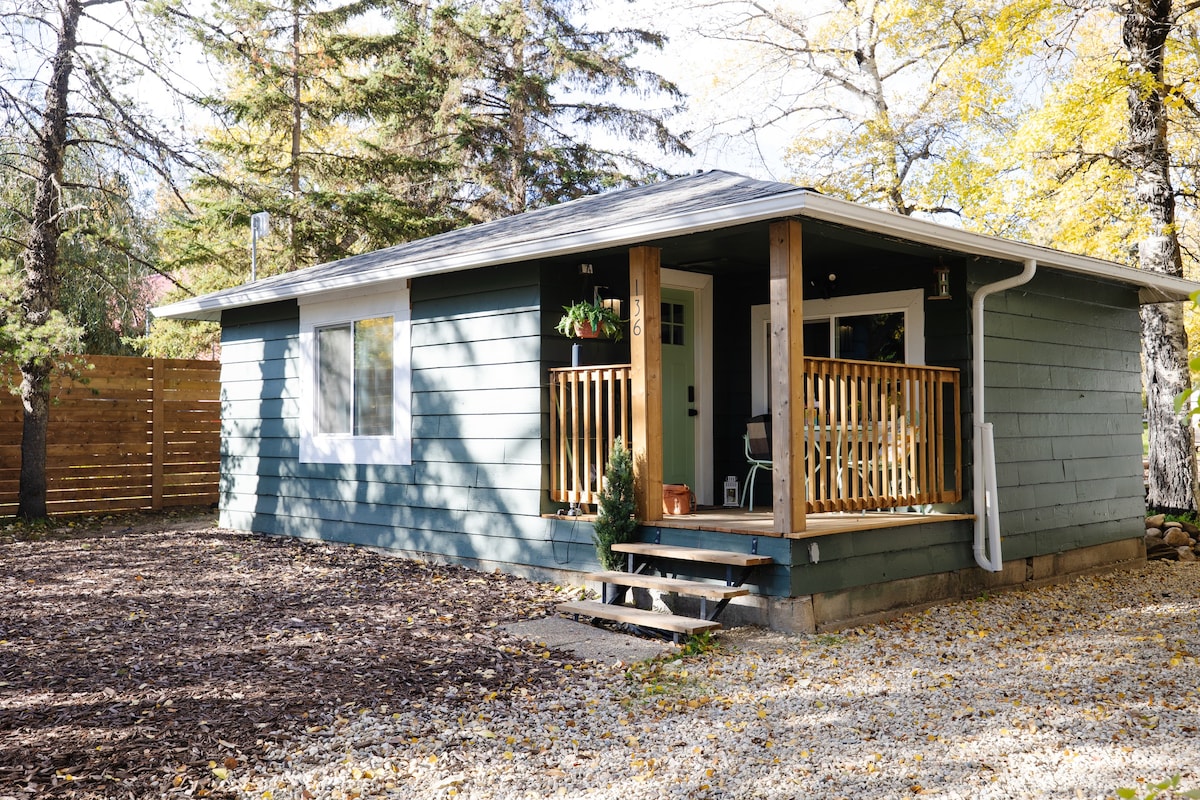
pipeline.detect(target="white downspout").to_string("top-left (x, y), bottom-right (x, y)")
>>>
top-left (972, 258), bottom-right (1037, 572)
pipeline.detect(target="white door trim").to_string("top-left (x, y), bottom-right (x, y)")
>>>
top-left (662, 268), bottom-right (714, 505)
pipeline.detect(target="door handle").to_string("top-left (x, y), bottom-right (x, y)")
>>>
top-left (688, 408), bottom-right (698, 417)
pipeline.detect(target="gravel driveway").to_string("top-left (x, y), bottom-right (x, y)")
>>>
top-left (3, 514), bottom-right (1199, 799)
top-left (236, 562), bottom-right (1200, 800)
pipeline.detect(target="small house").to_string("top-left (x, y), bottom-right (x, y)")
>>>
top-left (155, 171), bottom-right (1197, 632)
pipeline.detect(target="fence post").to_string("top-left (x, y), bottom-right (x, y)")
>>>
top-left (151, 358), bottom-right (164, 510)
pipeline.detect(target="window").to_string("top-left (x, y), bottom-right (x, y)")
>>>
top-left (299, 287), bottom-right (412, 465)
top-left (750, 289), bottom-right (924, 415)
top-left (805, 311), bottom-right (906, 362)
top-left (661, 301), bottom-right (685, 346)
top-left (316, 316), bottom-right (394, 435)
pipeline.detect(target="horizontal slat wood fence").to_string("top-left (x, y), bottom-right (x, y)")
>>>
top-left (0, 356), bottom-right (220, 517)
top-left (548, 365), bottom-right (632, 507)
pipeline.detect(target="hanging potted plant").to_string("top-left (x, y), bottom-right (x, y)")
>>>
top-left (555, 299), bottom-right (623, 341)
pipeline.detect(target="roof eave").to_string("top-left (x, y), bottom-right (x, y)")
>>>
top-left (799, 193), bottom-right (1197, 303)
top-left (153, 186), bottom-right (1199, 321)
top-left (152, 188), bottom-right (819, 321)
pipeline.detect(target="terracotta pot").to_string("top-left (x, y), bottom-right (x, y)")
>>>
top-left (574, 320), bottom-right (601, 339)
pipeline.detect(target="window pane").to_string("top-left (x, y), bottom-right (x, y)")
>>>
top-left (836, 312), bottom-right (905, 362)
top-left (804, 320), bottom-right (831, 358)
top-left (317, 325), bottom-right (352, 434)
top-left (353, 316), bottom-right (394, 436)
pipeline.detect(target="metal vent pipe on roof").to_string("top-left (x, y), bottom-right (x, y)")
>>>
top-left (972, 258), bottom-right (1037, 572)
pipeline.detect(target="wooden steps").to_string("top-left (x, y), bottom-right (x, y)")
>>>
top-left (557, 600), bottom-right (721, 636)
top-left (611, 542), bottom-right (773, 568)
top-left (583, 570), bottom-right (749, 601)
top-left (558, 541), bottom-right (773, 642)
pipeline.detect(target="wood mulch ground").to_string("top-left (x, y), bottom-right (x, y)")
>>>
top-left (0, 510), bottom-right (571, 799)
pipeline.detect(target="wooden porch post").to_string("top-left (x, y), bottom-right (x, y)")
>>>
top-left (769, 220), bottom-right (806, 534)
top-left (629, 246), bottom-right (663, 522)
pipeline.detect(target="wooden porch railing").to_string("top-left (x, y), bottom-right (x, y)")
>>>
top-left (802, 357), bottom-right (961, 513)
top-left (546, 358), bottom-right (961, 515)
top-left (548, 365), bottom-right (632, 506)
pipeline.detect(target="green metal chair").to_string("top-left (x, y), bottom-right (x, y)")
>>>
top-left (742, 415), bottom-right (772, 512)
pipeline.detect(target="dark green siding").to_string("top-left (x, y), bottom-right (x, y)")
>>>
top-left (973, 265), bottom-right (1145, 560)
top-left (218, 265), bottom-right (607, 577)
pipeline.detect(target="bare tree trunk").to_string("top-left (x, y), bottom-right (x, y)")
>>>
top-left (1123, 0), bottom-right (1197, 511)
top-left (17, 0), bottom-right (82, 520)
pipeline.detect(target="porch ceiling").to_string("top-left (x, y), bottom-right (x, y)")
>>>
top-left (542, 218), bottom-right (959, 278)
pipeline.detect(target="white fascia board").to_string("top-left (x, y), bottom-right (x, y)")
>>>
top-left (153, 188), bottom-right (1200, 321)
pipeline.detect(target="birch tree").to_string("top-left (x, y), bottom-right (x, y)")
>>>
top-left (683, 0), bottom-right (1052, 217)
top-left (980, 2), bottom-right (1198, 511)
top-left (1124, 0), bottom-right (1196, 511)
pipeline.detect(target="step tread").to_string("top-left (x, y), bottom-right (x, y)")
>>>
top-left (583, 571), bottom-right (750, 601)
top-left (557, 600), bottom-right (722, 635)
top-left (611, 542), bottom-right (774, 567)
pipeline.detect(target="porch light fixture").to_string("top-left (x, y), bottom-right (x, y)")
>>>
top-left (594, 286), bottom-right (622, 318)
top-left (930, 266), bottom-right (952, 300)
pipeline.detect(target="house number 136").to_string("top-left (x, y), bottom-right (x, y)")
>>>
top-left (631, 279), bottom-right (642, 336)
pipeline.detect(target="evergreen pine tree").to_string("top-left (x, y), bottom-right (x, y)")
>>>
top-left (593, 437), bottom-right (638, 571)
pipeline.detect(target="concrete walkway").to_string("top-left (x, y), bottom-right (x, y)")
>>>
top-left (501, 615), bottom-right (675, 665)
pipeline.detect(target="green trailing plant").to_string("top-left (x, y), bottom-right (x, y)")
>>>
top-left (555, 299), bottom-right (623, 340)
top-left (593, 436), bottom-right (637, 570)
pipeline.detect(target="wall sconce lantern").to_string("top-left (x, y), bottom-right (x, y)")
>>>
top-left (594, 286), bottom-right (622, 318)
top-left (930, 266), bottom-right (952, 300)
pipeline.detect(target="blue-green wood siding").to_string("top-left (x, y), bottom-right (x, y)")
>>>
top-left (215, 257), bottom-right (1147, 601)
top-left (974, 265), bottom-right (1145, 558)
top-left (217, 266), bottom-right (607, 576)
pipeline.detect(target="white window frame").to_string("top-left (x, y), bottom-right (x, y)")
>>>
top-left (750, 289), bottom-right (925, 416)
top-left (299, 285), bottom-right (412, 465)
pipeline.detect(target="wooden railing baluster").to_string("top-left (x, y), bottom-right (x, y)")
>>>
top-left (548, 358), bottom-right (961, 513)
top-left (802, 357), bottom-right (961, 513)
top-left (548, 364), bottom-right (634, 507)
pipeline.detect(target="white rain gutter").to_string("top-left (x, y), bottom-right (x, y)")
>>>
top-left (971, 257), bottom-right (1037, 572)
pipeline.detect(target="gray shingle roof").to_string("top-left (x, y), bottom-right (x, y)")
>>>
top-left (154, 169), bottom-right (1199, 320)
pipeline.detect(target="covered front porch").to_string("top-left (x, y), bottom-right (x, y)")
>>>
top-left (546, 221), bottom-right (965, 534)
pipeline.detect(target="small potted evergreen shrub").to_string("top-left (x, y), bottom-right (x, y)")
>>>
top-left (555, 299), bottom-right (623, 340)
top-left (593, 436), bottom-right (638, 571)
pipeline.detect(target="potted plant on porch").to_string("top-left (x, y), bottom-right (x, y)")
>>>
top-left (555, 298), bottom-right (623, 340)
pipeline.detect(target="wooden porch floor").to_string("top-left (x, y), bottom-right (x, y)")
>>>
top-left (646, 507), bottom-right (974, 539)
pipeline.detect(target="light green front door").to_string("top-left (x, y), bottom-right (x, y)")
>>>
top-left (661, 287), bottom-right (695, 488)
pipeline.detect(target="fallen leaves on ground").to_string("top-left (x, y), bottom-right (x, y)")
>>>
top-left (0, 512), bottom-right (568, 799)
